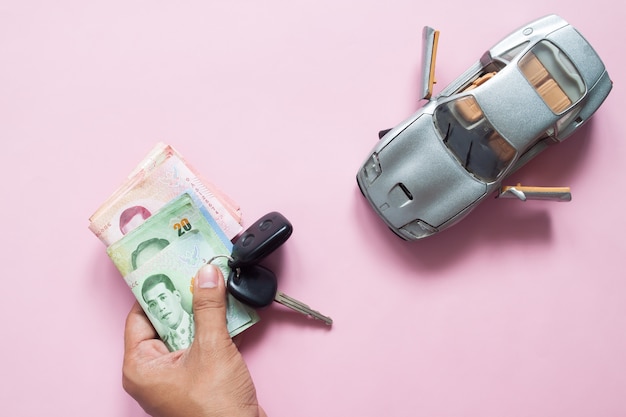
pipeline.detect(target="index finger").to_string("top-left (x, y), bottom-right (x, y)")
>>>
top-left (124, 301), bottom-right (159, 352)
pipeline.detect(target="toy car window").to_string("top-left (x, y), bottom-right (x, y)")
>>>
top-left (434, 97), bottom-right (516, 182)
top-left (461, 72), bottom-right (497, 94)
top-left (519, 41), bottom-right (585, 114)
top-left (555, 107), bottom-right (583, 136)
top-left (497, 42), bottom-right (529, 62)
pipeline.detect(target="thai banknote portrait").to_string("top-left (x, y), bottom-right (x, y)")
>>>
top-left (107, 193), bottom-right (258, 351)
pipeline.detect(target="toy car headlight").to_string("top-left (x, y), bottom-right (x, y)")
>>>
top-left (400, 219), bottom-right (438, 239)
top-left (362, 153), bottom-right (382, 184)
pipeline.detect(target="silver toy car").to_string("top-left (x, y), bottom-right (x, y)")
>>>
top-left (356, 14), bottom-right (612, 240)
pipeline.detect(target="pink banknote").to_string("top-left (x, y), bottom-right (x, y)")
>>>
top-left (89, 143), bottom-right (243, 246)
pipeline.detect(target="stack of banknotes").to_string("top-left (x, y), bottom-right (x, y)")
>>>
top-left (89, 143), bottom-right (259, 351)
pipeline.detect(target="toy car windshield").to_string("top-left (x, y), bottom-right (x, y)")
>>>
top-left (434, 94), bottom-right (515, 182)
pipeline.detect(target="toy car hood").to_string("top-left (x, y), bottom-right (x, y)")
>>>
top-left (360, 113), bottom-right (487, 230)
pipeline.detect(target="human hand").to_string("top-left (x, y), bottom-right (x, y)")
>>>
top-left (122, 263), bottom-right (267, 417)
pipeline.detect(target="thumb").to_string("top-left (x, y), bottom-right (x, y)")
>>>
top-left (191, 263), bottom-right (230, 344)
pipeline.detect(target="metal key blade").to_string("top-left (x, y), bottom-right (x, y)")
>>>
top-left (274, 291), bottom-right (333, 326)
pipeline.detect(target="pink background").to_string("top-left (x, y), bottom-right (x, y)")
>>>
top-left (1, 1), bottom-right (624, 416)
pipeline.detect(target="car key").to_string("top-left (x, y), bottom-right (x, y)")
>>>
top-left (228, 265), bottom-right (333, 326)
top-left (229, 212), bottom-right (293, 269)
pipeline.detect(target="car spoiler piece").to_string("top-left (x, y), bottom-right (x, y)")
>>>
top-left (498, 184), bottom-right (572, 202)
top-left (419, 26), bottom-right (439, 100)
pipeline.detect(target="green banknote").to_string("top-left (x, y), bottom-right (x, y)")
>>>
top-left (107, 192), bottom-right (229, 277)
top-left (107, 193), bottom-right (258, 350)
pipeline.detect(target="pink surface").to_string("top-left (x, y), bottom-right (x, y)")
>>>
top-left (1, 2), bottom-right (624, 416)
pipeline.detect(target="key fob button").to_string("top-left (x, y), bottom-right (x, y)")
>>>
top-left (259, 219), bottom-right (272, 231)
top-left (242, 234), bottom-right (255, 247)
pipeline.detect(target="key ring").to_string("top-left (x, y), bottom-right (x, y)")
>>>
top-left (207, 255), bottom-right (241, 279)
top-left (207, 254), bottom-right (233, 265)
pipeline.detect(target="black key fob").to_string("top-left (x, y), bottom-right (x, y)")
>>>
top-left (229, 211), bottom-right (293, 269)
top-left (228, 265), bottom-right (278, 309)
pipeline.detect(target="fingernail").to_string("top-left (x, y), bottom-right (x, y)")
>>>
top-left (198, 264), bottom-right (219, 289)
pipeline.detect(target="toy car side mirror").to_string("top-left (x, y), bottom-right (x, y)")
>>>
top-left (378, 128), bottom-right (392, 139)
